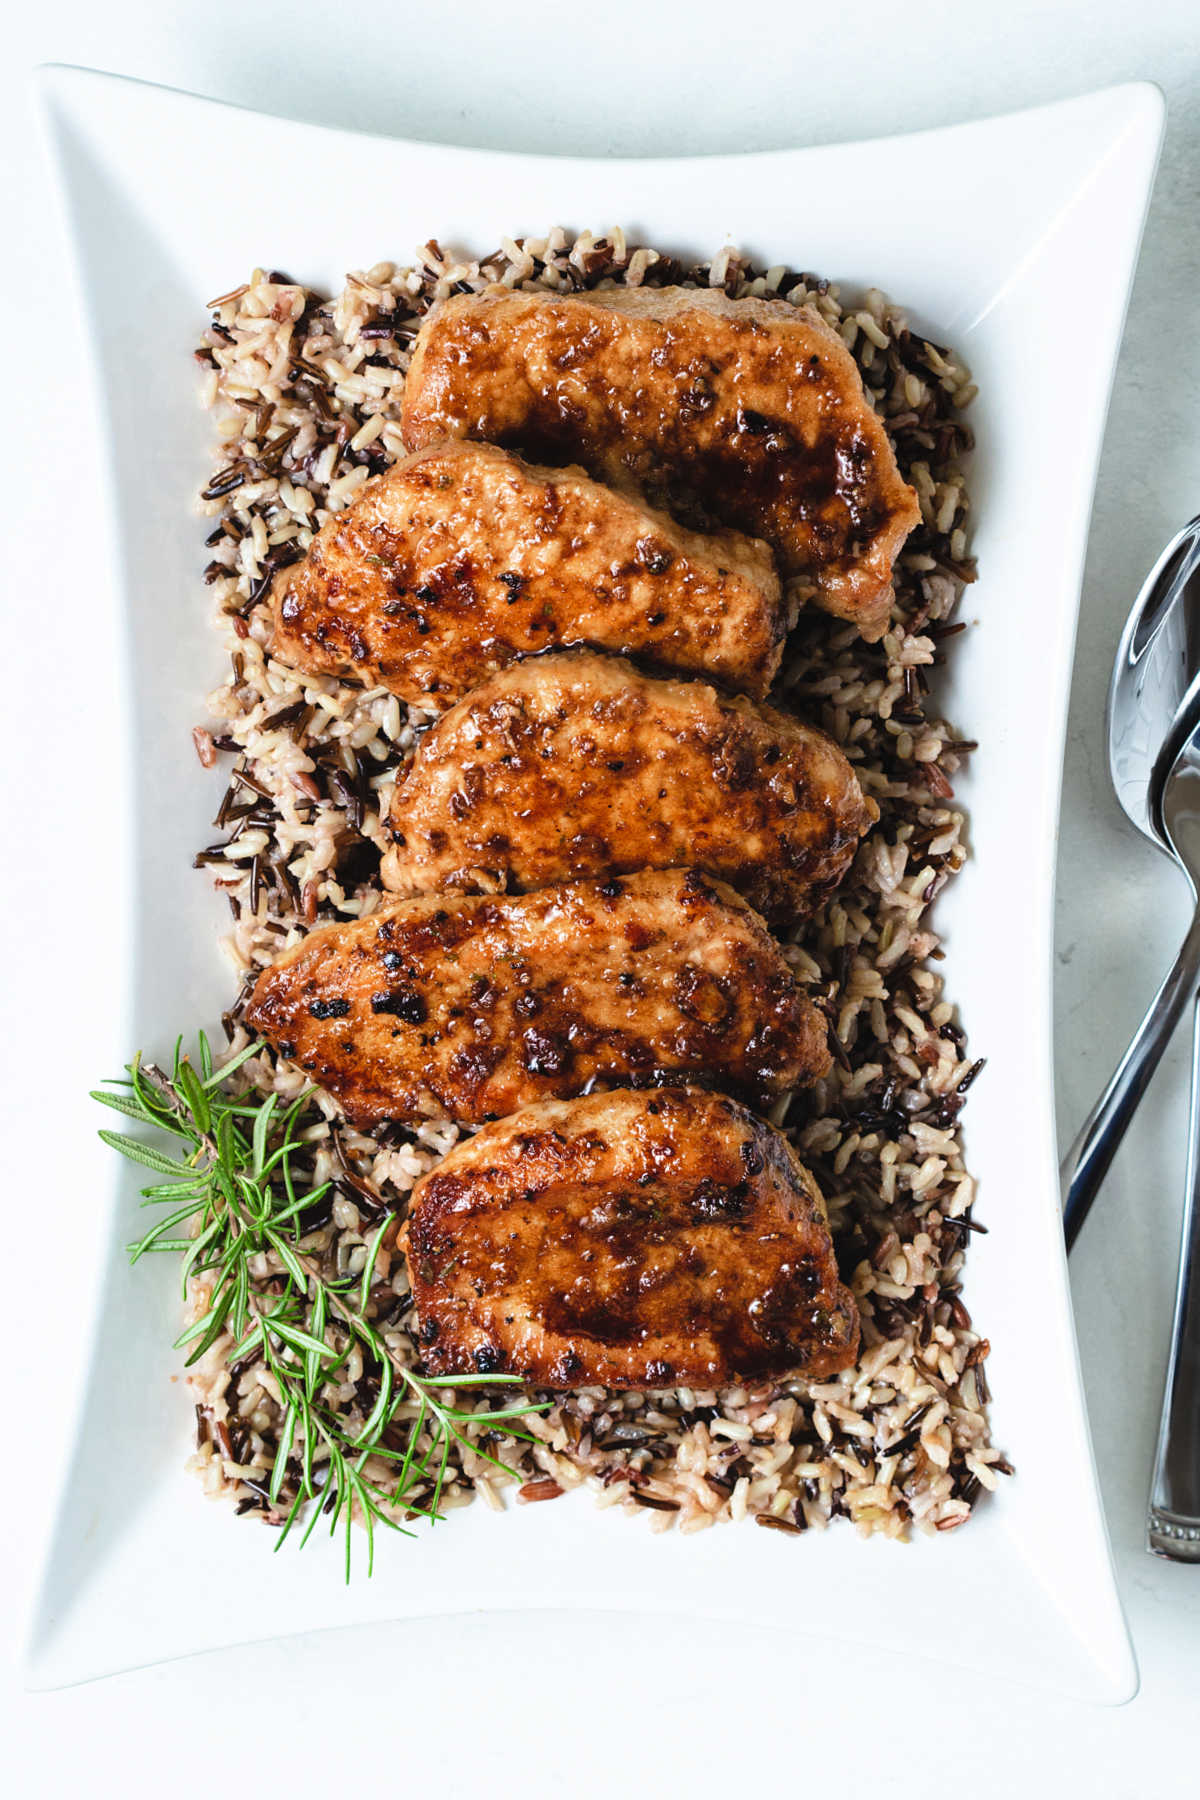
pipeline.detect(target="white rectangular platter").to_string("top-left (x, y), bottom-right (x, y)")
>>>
top-left (24, 67), bottom-right (1162, 1697)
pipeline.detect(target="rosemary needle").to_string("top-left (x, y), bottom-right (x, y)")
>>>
top-left (93, 1033), bottom-right (543, 1576)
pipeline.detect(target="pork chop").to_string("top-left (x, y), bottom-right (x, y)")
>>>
top-left (405, 1085), bottom-right (860, 1389)
top-left (271, 440), bottom-right (785, 705)
top-left (380, 650), bottom-right (875, 923)
top-left (401, 285), bottom-right (920, 639)
top-left (245, 869), bottom-right (830, 1124)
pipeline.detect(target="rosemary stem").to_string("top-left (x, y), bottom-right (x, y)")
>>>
top-left (93, 1034), bottom-right (544, 1576)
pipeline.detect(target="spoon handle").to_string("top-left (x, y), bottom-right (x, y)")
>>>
top-left (1061, 908), bottom-right (1200, 1248)
top-left (1147, 992), bottom-right (1200, 1560)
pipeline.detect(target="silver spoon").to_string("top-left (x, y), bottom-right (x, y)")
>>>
top-left (1147, 707), bottom-right (1200, 1559)
top-left (1060, 514), bottom-right (1200, 1246)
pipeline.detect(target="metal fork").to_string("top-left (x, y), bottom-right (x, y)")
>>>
top-left (1147, 988), bottom-right (1200, 1560)
top-left (1146, 711), bottom-right (1200, 1560)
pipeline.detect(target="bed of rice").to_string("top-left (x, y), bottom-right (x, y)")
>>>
top-left (184, 229), bottom-right (1008, 1542)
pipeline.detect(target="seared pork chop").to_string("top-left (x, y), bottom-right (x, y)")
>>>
top-left (245, 870), bottom-right (830, 1124)
top-left (400, 285), bottom-right (920, 639)
top-left (380, 651), bottom-right (875, 923)
top-left (405, 1086), bottom-right (860, 1389)
top-left (271, 440), bottom-right (785, 705)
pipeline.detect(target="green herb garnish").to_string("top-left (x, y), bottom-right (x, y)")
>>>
top-left (93, 1035), bottom-right (541, 1575)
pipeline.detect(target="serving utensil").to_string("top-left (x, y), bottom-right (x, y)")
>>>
top-left (1145, 707), bottom-right (1200, 1559)
top-left (1061, 515), bottom-right (1200, 1246)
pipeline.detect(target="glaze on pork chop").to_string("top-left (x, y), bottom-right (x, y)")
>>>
top-left (380, 651), bottom-right (875, 923)
top-left (244, 870), bottom-right (831, 1124)
top-left (405, 1086), bottom-right (860, 1390)
top-left (401, 285), bottom-right (920, 639)
top-left (272, 439), bottom-right (785, 704)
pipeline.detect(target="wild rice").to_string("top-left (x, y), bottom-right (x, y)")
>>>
top-left (183, 230), bottom-right (1008, 1543)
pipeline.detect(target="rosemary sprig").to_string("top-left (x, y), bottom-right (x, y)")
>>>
top-left (93, 1034), bottom-right (542, 1575)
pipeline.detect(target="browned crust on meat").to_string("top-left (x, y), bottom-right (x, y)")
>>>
top-left (380, 650), bottom-right (875, 922)
top-left (244, 870), bottom-right (831, 1124)
top-left (405, 1086), bottom-right (860, 1389)
top-left (401, 286), bottom-right (921, 640)
top-left (271, 440), bottom-right (785, 704)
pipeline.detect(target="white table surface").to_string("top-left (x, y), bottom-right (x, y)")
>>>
top-left (3, 2), bottom-right (1198, 1792)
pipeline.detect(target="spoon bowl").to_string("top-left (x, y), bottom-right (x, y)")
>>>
top-left (1159, 709), bottom-right (1200, 896)
top-left (1108, 513), bottom-right (1200, 846)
